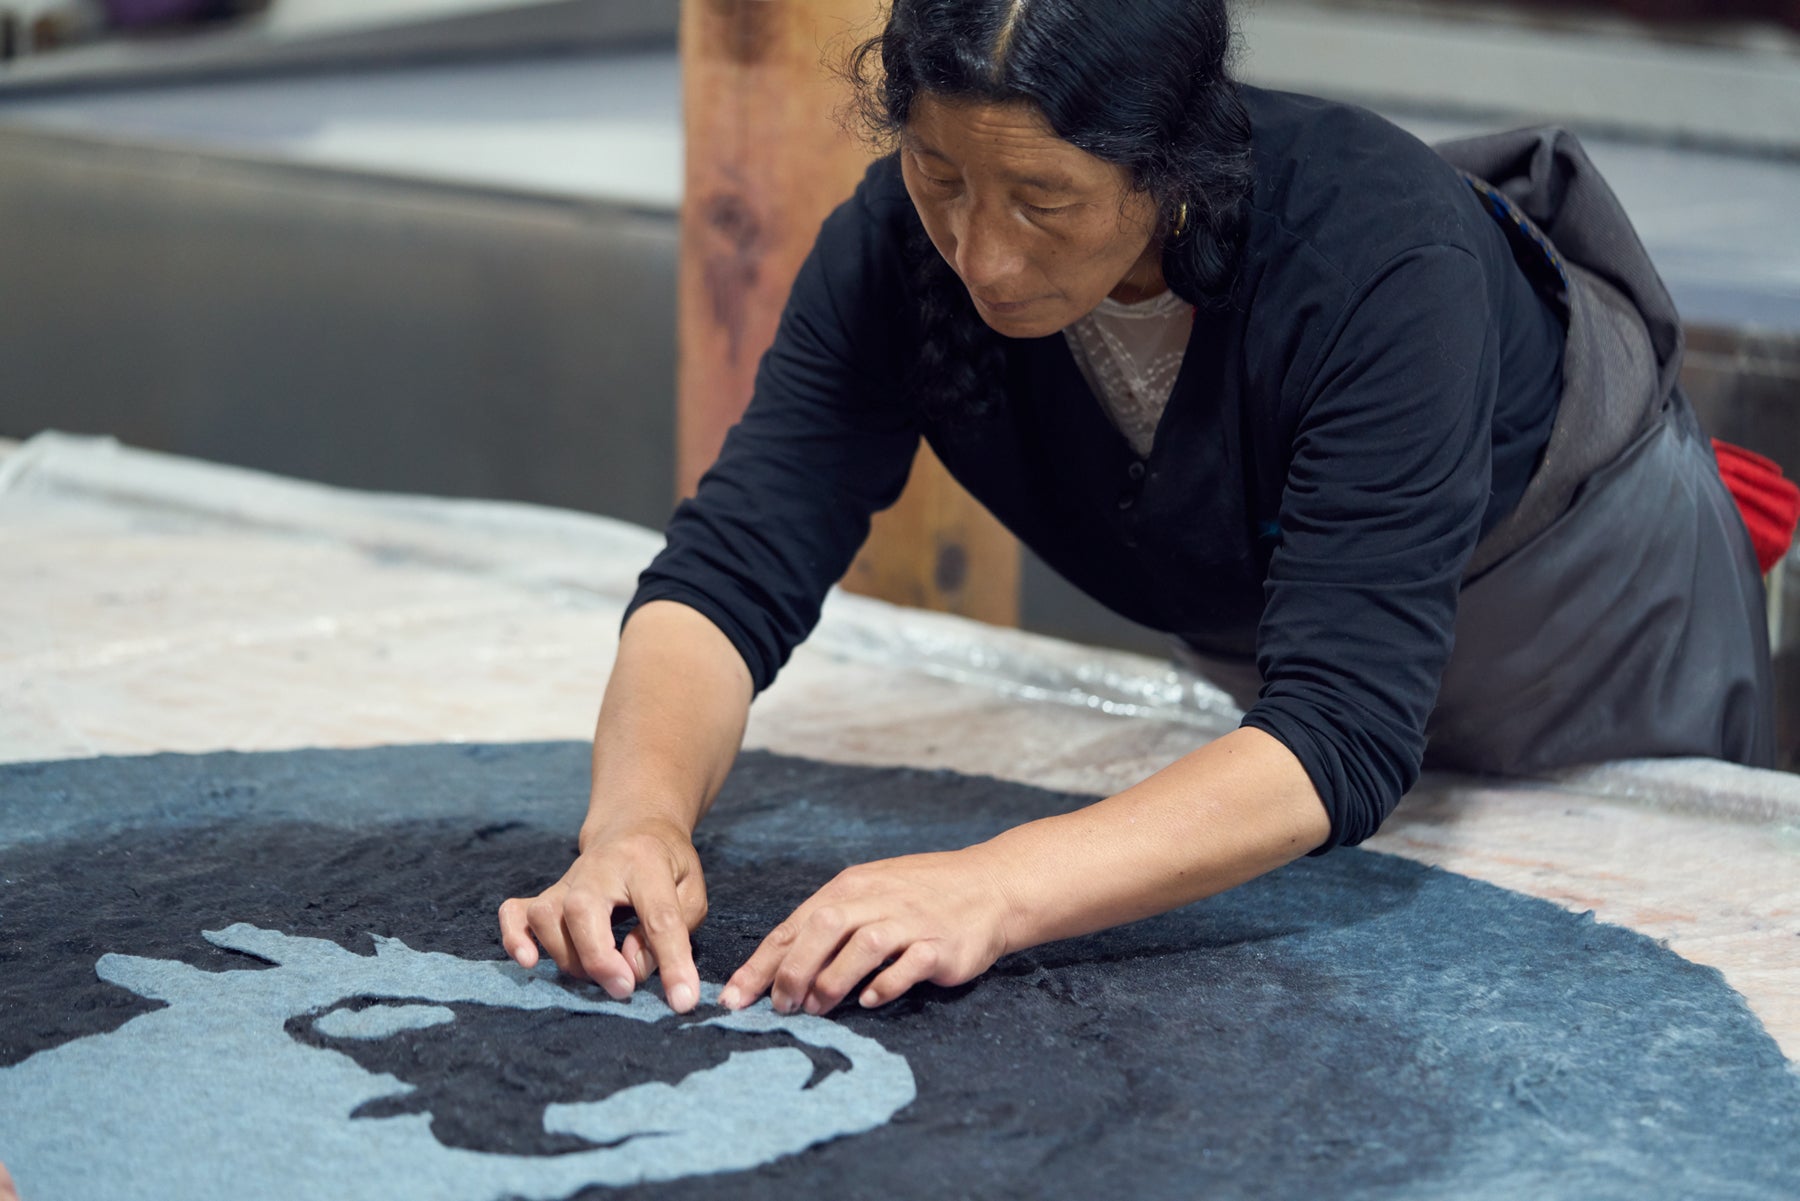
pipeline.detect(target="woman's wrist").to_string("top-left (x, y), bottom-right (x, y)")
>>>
top-left (578, 601), bottom-right (753, 857)
top-left (960, 835), bottom-right (1034, 958)
top-left (578, 798), bottom-right (697, 855)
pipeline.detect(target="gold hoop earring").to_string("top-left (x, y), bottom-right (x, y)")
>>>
top-left (1172, 202), bottom-right (1190, 238)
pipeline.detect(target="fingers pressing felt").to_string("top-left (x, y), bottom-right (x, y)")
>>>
top-left (860, 941), bottom-right (944, 1008)
top-left (521, 895), bottom-right (582, 978)
top-left (805, 922), bottom-right (905, 1014)
top-left (628, 870), bottom-right (701, 1013)
top-left (559, 893), bottom-right (636, 998)
top-left (719, 918), bottom-right (798, 1011)
top-left (494, 822), bottom-right (712, 1007)
top-left (618, 928), bottom-right (655, 984)
top-left (496, 898), bottom-right (539, 970)
top-left (770, 914), bottom-right (844, 1015)
top-left (498, 889), bottom-right (638, 1000)
top-left (722, 849), bottom-right (1011, 1013)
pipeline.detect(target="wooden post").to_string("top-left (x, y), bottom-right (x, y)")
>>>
top-left (678, 0), bottom-right (1020, 627)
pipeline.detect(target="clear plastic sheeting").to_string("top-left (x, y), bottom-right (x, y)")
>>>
top-left (3, 430), bottom-right (1797, 1058)
top-left (812, 595), bottom-right (1244, 733)
top-left (0, 431), bottom-right (1247, 740)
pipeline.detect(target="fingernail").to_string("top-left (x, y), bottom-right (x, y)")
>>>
top-left (669, 983), bottom-right (696, 1012)
top-left (605, 974), bottom-right (633, 998)
top-left (860, 989), bottom-right (878, 1008)
top-left (771, 993), bottom-right (789, 1014)
top-left (803, 995), bottom-right (822, 1015)
top-left (718, 986), bottom-right (741, 1010)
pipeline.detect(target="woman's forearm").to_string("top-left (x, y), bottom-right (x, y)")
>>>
top-left (977, 726), bottom-right (1331, 954)
top-left (717, 724), bottom-right (1333, 1015)
top-left (499, 599), bottom-right (750, 1009)
top-left (580, 600), bottom-right (755, 850)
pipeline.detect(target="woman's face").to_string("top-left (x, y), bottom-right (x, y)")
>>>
top-left (900, 92), bottom-right (1164, 339)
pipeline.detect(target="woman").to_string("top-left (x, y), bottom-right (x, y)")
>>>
top-left (498, 0), bottom-right (1773, 1019)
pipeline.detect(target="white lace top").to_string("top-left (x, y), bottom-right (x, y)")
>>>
top-left (1062, 288), bottom-right (1195, 458)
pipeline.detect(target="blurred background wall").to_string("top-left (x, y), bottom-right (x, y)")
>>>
top-left (1, 0), bottom-right (1797, 748)
top-left (0, 0), bottom-right (682, 527)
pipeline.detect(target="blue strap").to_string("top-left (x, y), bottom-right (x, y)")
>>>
top-left (1465, 173), bottom-right (1572, 321)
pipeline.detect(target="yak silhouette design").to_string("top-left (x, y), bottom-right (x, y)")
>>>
top-left (0, 924), bottom-right (915, 1200)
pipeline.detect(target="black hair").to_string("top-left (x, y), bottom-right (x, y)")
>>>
top-left (846, 0), bottom-right (1252, 424)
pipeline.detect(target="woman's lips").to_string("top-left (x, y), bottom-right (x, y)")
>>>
top-left (974, 294), bottom-right (1038, 315)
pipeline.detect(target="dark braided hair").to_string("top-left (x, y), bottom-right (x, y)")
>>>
top-left (846, 0), bottom-right (1253, 425)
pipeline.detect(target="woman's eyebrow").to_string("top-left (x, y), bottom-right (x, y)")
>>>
top-left (905, 141), bottom-right (990, 181)
top-left (1002, 168), bottom-right (1081, 193)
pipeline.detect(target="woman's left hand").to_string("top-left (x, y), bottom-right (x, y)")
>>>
top-left (718, 847), bottom-right (1016, 1015)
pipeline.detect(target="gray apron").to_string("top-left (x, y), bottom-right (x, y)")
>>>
top-left (1184, 127), bottom-right (1777, 775)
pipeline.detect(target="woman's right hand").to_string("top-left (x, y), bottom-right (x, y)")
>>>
top-left (498, 818), bottom-right (708, 1013)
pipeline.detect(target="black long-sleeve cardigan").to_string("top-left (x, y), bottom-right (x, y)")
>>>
top-left (627, 87), bottom-right (1567, 851)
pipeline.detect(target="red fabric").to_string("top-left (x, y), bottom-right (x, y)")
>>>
top-left (1713, 438), bottom-right (1800, 573)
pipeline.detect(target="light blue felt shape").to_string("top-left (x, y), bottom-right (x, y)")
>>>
top-left (0, 924), bottom-right (915, 1201)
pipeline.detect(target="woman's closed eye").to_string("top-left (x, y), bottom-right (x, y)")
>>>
top-left (915, 170), bottom-right (1071, 213)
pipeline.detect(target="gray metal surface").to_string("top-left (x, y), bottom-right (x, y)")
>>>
top-left (0, 48), bottom-right (681, 207)
top-left (0, 0), bottom-right (677, 96)
top-left (0, 123), bottom-right (677, 528)
top-left (1237, 0), bottom-right (1800, 157)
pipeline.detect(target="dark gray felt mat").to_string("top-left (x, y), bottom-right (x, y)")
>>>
top-left (0, 743), bottom-right (1796, 1200)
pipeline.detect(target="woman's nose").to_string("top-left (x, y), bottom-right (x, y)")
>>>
top-left (952, 212), bottom-right (1025, 295)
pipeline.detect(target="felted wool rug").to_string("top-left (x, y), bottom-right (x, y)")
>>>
top-left (1, 743), bottom-right (1795, 1200)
